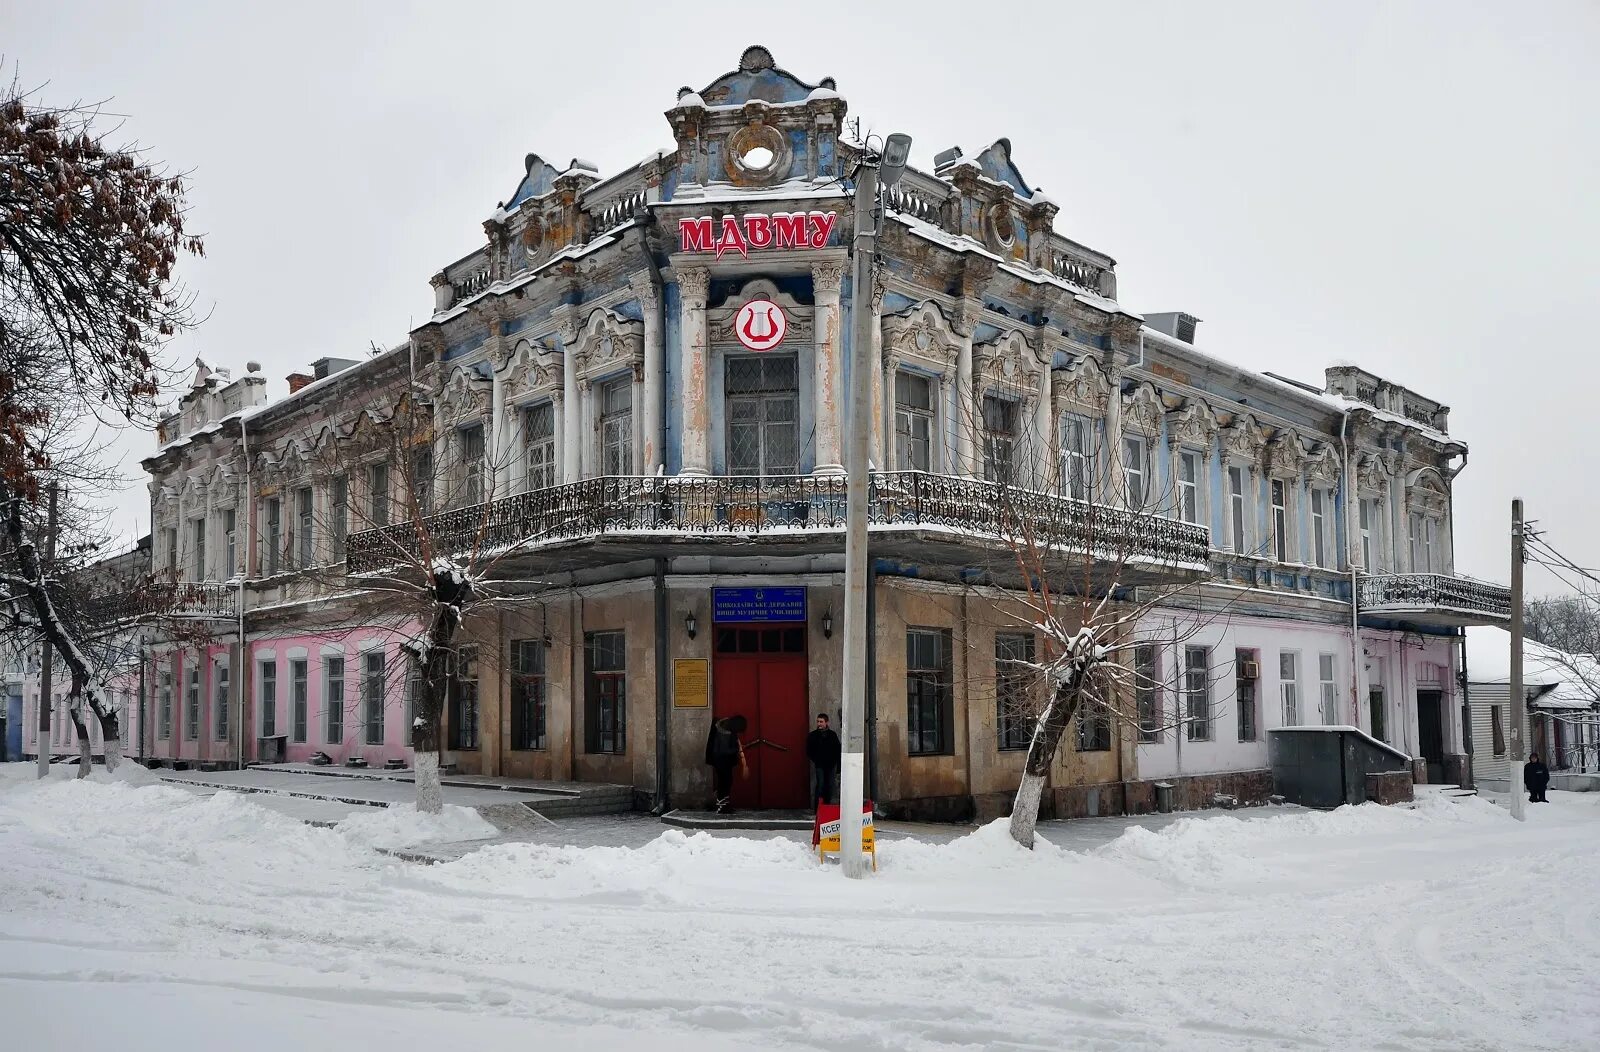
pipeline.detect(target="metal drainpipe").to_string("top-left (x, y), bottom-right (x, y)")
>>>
top-left (1341, 411), bottom-right (1360, 728)
top-left (237, 418), bottom-right (250, 770)
top-left (652, 557), bottom-right (670, 814)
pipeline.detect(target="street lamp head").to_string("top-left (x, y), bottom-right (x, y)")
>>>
top-left (880, 133), bottom-right (913, 189)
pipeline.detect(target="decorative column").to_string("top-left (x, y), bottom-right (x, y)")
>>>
top-left (1031, 366), bottom-right (1053, 491)
top-left (811, 261), bottom-right (846, 475)
top-left (868, 272), bottom-right (887, 470)
top-left (678, 267), bottom-right (711, 475)
top-left (954, 302), bottom-right (977, 477)
top-left (1103, 354), bottom-right (1127, 509)
top-left (632, 274), bottom-right (663, 475)
top-left (560, 325), bottom-right (581, 484)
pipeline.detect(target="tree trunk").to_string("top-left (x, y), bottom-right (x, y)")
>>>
top-left (1008, 670), bottom-right (1084, 849)
top-left (96, 708), bottom-right (124, 772)
top-left (410, 569), bottom-right (470, 815)
top-left (72, 708), bottom-right (92, 778)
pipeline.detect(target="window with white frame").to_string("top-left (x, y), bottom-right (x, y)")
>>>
top-left (1360, 498), bottom-right (1376, 570)
top-left (1409, 512), bottom-right (1436, 573)
top-left (259, 659), bottom-right (277, 737)
top-left (368, 462), bottom-right (390, 527)
top-left (448, 645), bottom-right (480, 751)
top-left (1060, 413), bottom-right (1094, 500)
top-left (412, 447), bottom-right (433, 516)
top-left (164, 527), bottom-right (178, 579)
top-left (362, 651), bottom-right (386, 745)
top-left (214, 660), bottom-right (229, 742)
top-left (726, 355), bottom-right (798, 476)
top-left (1134, 644), bottom-right (1162, 744)
top-left (295, 486), bottom-right (313, 568)
top-left (524, 402), bottom-right (556, 491)
top-left (1270, 479), bottom-right (1290, 563)
top-left (185, 665), bottom-right (201, 741)
top-left (1184, 645), bottom-right (1212, 741)
top-left (981, 395), bottom-right (1017, 484)
top-left (324, 656), bottom-right (345, 744)
top-left (599, 377), bottom-right (633, 476)
top-left (459, 423), bottom-right (485, 506)
top-left (1319, 653), bottom-right (1338, 724)
top-left (1123, 436), bottom-right (1148, 510)
top-left (190, 517), bottom-right (206, 580)
top-left (158, 668), bottom-right (172, 739)
top-left (894, 371), bottom-right (935, 472)
top-left (1236, 648), bottom-right (1258, 742)
top-left (264, 497), bottom-right (282, 575)
top-left (222, 508), bottom-right (237, 579)
top-left (330, 476), bottom-right (348, 562)
top-left (290, 658), bottom-right (309, 743)
top-left (1177, 449), bottom-right (1201, 525)
top-left (1279, 651), bottom-right (1299, 726)
top-left (1228, 465), bottom-right (1249, 554)
top-left (1310, 488), bottom-right (1329, 568)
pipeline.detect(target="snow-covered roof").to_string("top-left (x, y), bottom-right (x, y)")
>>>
top-left (1465, 625), bottom-right (1600, 709)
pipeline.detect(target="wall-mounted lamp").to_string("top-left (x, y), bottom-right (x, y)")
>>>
top-left (685, 612), bottom-right (698, 640)
top-left (822, 610), bottom-right (834, 639)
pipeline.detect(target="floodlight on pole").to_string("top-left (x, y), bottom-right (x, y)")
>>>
top-left (839, 132), bottom-right (910, 878)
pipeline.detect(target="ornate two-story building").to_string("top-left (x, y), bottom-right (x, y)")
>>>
top-left (127, 45), bottom-right (1509, 818)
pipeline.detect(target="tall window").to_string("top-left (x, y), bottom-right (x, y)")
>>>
top-left (158, 668), bottom-right (172, 739)
top-left (362, 651), bottom-right (386, 745)
top-left (511, 640), bottom-right (547, 750)
top-left (164, 527), bottom-right (178, 579)
top-left (1270, 480), bottom-right (1289, 563)
top-left (1369, 684), bottom-right (1386, 742)
top-left (1279, 651), bottom-right (1299, 726)
top-left (1310, 489), bottom-right (1328, 568)
top-left (191, 518), bottom-right (206, 580)
top-left (1236, 649), bottom-right (1258, 742)
top-left (1228, 465), bottom-right (1248, 554)
top-left (412, 447), bottom-right (434, 516)
top-left (1177, 449), bottom-right (1201, 524)
top-left (185, 665), bottom-right (201, 741)
top-left (1360, 498), bottom-right (1375, 570)
top-left (524, 402), bottom-right (556, 491)
top-left (459, 424), bottom-right (485, 506)
top-left (1490, 704), bottom-right (1506, 755)
top-left (726, 356), bottom-right (798, 476)
top-left (994, 632), bottom-right (1034, 751)
top-left (324, 657), bottom-right (345, 744)
top-left (1135, 644), bottom-right (1160, 743)
top-left (1184, 645), bottom-right (1211, 741)
top-left (214, 661), bottom-right (230, 742)
top-left (368, 462), bottom-right (390, 527)
top-left (222, 508), bottom-right (237, 579)
top-left (1123, 436), bottom-right (1147, 509)
top-left (1410, 513), bottom-right (1435, 573)
top-left (295, 487), bottom-right (314, 569)
top-left (448, 645), bottom-right (480, 751)
top-left (1060, 413), bottom-right (1093, 500)
top-left (260, 659), bottom-right (277, 737)
top-left (290, 658), bottom-right (309, 743)
top-left (894, 371), bottom-right (935, 472)
top-left (330, 476), bottom-right (349, 562)
top-left (1318, 654), bottom-right (1338, 724)
top-left (585, 631), bottom-right (627, 754)
top-left (599, 377), bottom-right (633, 476)
top-left (265, 498), bottom-right (282, 575)
top-left (1076, 694), bottom-right (1112, 752)
top-left (981, 396), bottom-right (1017, 485)
top-left (906, 628), bottom-right (953, 755)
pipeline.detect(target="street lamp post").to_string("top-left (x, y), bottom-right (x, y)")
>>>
top-left (840, 134), bottom-right (910, 878)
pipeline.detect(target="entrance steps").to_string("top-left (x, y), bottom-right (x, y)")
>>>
top-left (1419, 783), bottom-right (1478, 800)
top-left (661, 808), bottom-right (814, 831)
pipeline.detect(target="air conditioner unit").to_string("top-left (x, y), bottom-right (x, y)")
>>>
top-left (1239, 659), bottom-right (1261, 679)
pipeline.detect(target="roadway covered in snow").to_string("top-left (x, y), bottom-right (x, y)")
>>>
top-left (1, 764), bottom-right (1594, 1051)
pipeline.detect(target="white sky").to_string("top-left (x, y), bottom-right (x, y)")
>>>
top-left (8, 0), bottom-right (1598, 595)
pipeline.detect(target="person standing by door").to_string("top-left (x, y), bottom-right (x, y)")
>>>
top-left (806, 712), bottom-right (841, 811)
top-left (1525, 750), bottom-right (1551, 803)
top-left (705, 714), bottom-right (748, 814)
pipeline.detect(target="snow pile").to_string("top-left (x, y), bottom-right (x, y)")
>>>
top-left (88, 761), bottom-right (160, 786)
top-left (334, 803), bottom-right (498, 849)
top-left (886, 817), bottom-right (1066, 874)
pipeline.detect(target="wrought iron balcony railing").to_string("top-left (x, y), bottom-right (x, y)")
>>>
top-left (96, 581), bottom-right (238, 624)
top-left (344, 471), bottom-right (1212, 576)
top-left (1356, 572), bottom-right (1511, 625)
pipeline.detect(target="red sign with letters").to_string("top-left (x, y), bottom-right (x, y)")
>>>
top-left (679, 211), bottom-right (838, 259)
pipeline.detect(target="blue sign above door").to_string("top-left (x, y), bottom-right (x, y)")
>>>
top-left (712, 587), bottom-right (807, 623)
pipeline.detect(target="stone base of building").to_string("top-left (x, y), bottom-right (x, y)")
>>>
top-left (893, 769), bottom-right (1274, 825)
top-left (1365, 770), bottom-right (1415, 806)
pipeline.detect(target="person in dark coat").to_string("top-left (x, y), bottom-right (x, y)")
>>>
top-left (805, 712), bottom-right (842, 810)
top-left (1525, 751), bottom-right (1551, 803)
top-left (705, 714), bottom-right (747, 814)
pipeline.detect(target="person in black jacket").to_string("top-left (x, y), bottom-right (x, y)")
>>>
top-left (705, 715), bottom-right (747, 814)
top-left (806, 713), bottom-right (842, 810)
top-left (1525, 751), bottom-right (1551, 803)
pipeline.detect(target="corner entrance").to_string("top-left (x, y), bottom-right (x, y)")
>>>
top-left (712, 624), bottom-right (809, 810)
top-left (1417, 689), bottom-right (1445, 783)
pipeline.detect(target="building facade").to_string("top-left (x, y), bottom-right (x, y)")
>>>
top-left (120, 45), bottom-right (1508, 815)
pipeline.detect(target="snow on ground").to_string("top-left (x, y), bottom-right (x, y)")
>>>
top-left (1, 766), bottom-right (1595, 1052)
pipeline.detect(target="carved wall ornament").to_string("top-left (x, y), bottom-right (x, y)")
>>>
top-left (1265, 429), bottom-right (1306, 478)
top-left (1304, 442), bottom-right (1343, 484)
top-left (973, 329), bottom-right (1045, 400)
top-left (500, 336), bottom-right (565, 404)
top-left (1121, 381), bottom-right (1164, 437)
top-left (1405, 468), bottom-right (1451, 516)
top-left (1357, 451), bottom-right (1389, 493)
top-left (811, 260), bottom-right (845, 294)
top-left (1165, 398), bottom-right (1218, 448)
top-left (708, 280), bottom-right (813, 346)
top-left (572, 308), bottom-right (645, 382)
top-left (1219, 411), bottom-right (1267, 462)
top-left (438, 364), bottom-right (494, 426)
top-left (882, 301), bottom-right (961, 375)
top-left (678, 266), bottom-right (710, 303)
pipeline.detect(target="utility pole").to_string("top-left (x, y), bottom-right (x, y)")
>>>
top-left (36, 482), bottom-right (58, 779)
top-left (1508, 498), bottom-right (1526, 821)
top-left (839, 133), bottom-right (911, 879)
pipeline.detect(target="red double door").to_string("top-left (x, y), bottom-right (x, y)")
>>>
top-left (712, 627), bottom-right (810, 810)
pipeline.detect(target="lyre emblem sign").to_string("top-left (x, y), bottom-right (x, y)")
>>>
top-left (734, 298), bottom-right (787, 352)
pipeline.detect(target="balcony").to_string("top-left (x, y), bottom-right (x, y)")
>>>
top-left (1356, 573), bottom-right (1511, 627)
top-left (345, 471), bottom-right (1211, 587)
top-left (97, 581), bottom-right (238, 625)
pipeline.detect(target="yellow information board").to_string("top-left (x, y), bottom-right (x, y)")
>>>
top-left (673, 658), bottom-right (709, 708)
top-left (815, 805), bottom-right (877, 870)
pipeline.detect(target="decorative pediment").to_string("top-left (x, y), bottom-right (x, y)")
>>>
top-left (1165, 398), bottom-right (1217, 448)
top-left (882, 301), bottom-right (960, 376)
top-left (572, 307), bottom-right (645, 382)
top-left (974, 329), bottom-right (1046, 399)
top-left (1356, 451), bottom-right (1389, 494)
top-left (1121, 381), bottom-right (1163, 437)
top-left (1219, 412), bottom-right (1267, 462)
top-left (1304, 442), bottom-right (1342, 484)
top-left (1405, 469), bottom-right (1450, 516)
top-left (1054, 354), bottom-right (1111, 413)
top-left (1264, 429), bottom-right (1305, 478)
top-left (708, 280), bottom-right (813, 346)
top-left (500, 336), bottom-right (565, 405)
top-left (438, 365), bottom-right (493, 425)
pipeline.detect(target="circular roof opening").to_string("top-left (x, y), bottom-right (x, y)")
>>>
top-left (741, 145), bottom-right (775, 171)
